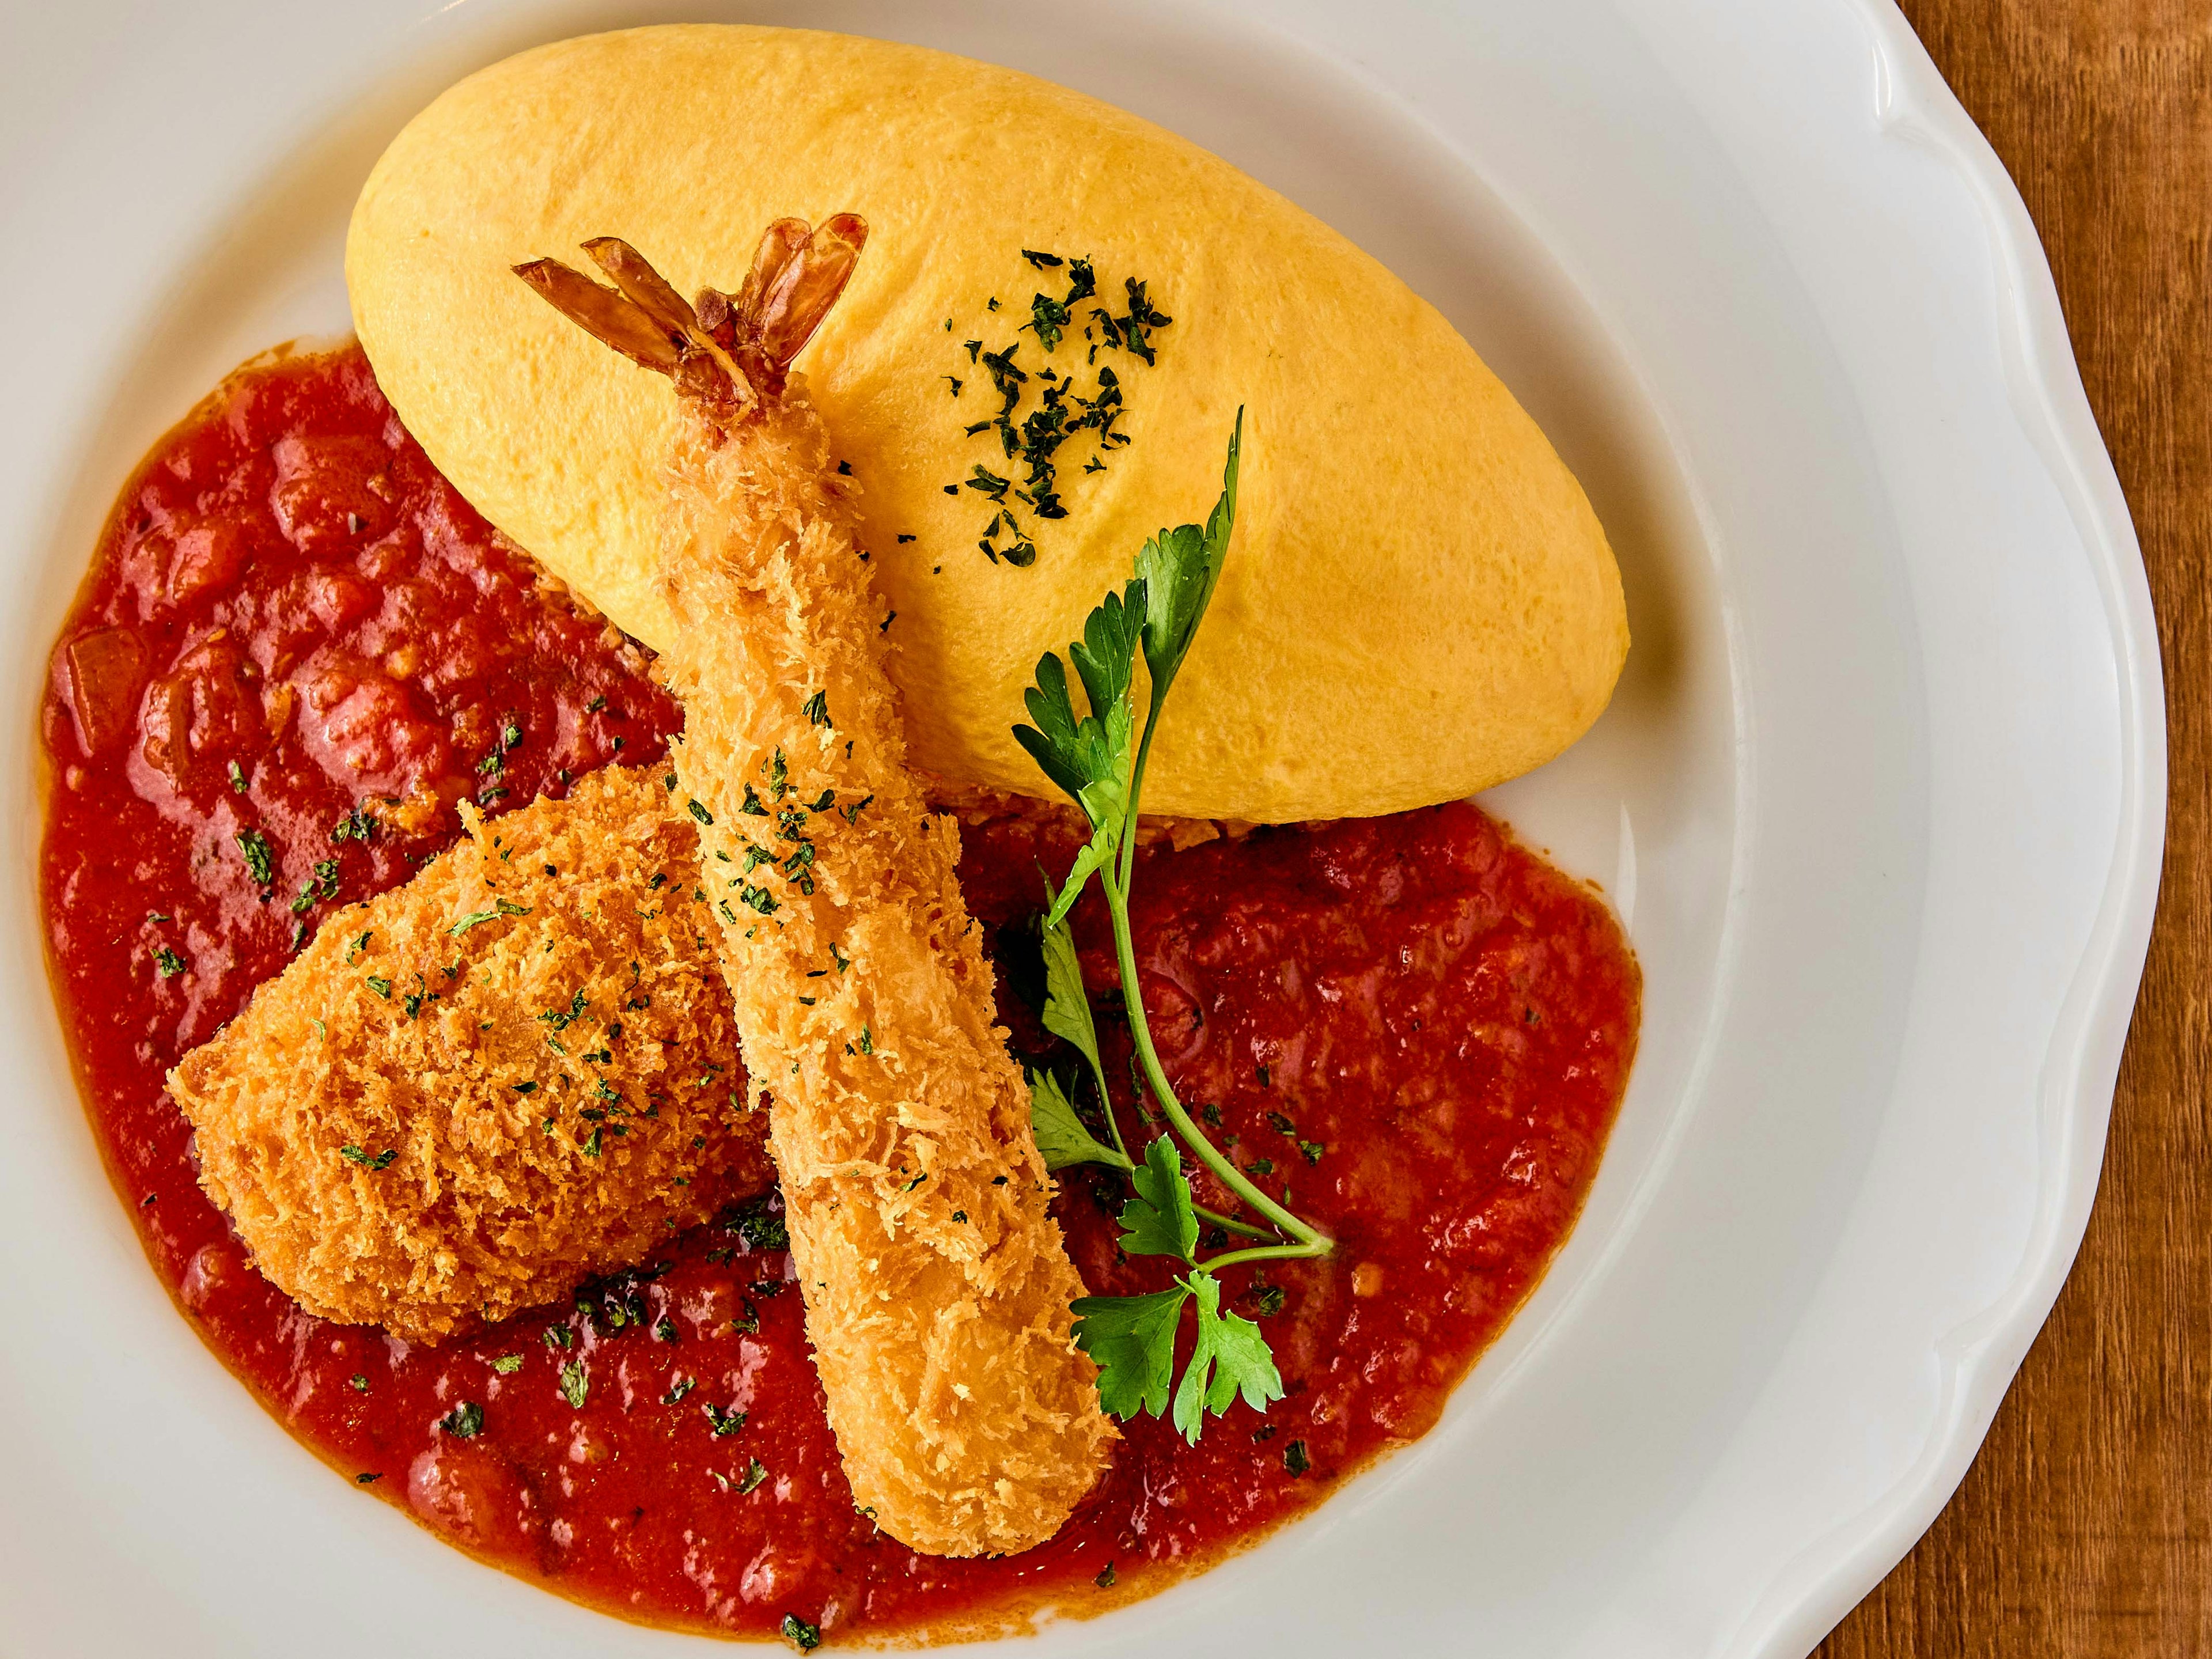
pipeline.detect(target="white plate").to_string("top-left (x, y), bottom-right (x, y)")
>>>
top-left (0, 2), bottom-right (2159, 1656)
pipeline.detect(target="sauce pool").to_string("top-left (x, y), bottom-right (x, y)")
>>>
top-left (40, 343), bottom-right (1639, 1643)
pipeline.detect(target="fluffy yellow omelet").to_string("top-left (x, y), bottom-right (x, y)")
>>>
top-left (347, 24), bottom-right (1626, 821)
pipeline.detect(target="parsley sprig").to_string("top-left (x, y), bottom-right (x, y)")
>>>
top-left (1012, 414), bottom-right (1328, 1441)
top-left (1028, 911), bottom-right (1270, 1245)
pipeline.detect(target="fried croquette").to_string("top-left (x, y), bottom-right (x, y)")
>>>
top-left (166, 765), bottom-right (772, 1343)
top-left (518, 224), bottom-right (1113, 1556)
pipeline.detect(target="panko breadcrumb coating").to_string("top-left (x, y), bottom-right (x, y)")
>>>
top-left (517, 223), bottom-right (1113, 1557)
top-left (166, 765), bottom-right (772, 1343)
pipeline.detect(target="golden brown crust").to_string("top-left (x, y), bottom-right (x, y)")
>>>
top-left (657, 378), bottom-right (1113, 1559)
top-left (166, 766), bottom-right (772, 1343)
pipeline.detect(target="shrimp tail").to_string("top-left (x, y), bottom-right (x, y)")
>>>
top-left (513, 214), bottom-right (869, 406)
top-left (510, 255), bottom-right (684, 377)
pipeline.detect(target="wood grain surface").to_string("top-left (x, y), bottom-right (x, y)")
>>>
top-left (1817, 3), bottom-right (2209, 1654)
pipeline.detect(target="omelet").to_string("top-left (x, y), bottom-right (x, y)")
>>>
top-left (347, 24), bottom-right (1626, 821)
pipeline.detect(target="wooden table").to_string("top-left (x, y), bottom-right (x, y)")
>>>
top-left (1816, 2), bottom-right (2207, 1653)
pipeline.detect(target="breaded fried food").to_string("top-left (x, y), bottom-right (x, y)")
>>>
top-left (517, 225), bottom-right (1113, 1556)
top-left (166, 765), bottom-right (772, 1343)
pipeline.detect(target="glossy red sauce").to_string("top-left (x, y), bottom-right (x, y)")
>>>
top-left (40, 343), bottom-right (1640, 1644)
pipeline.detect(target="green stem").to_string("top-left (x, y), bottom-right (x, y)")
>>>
top-left (1198, 1239), bottom-right (1331, 1274)
top-left (1115, 686), bottom-right (1166, 893)
top-left (1102, 862), bottom-right (1331, 1253)
top-left (1082, 1016), bottom-right (1267, 1240)
top-left (1080, 1043), bottom-right (1131, 1166)
top-left (1193, 1204), bottom-right (1275, 1244)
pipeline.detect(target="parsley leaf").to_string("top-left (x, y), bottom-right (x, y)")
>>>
top-left (235, 828), bottom-right (274, 888)
top-left (1069, 578), bottom-right (1146, 751)
top-left (1037, 907), bottom-right (1116, 1104)
top-left (1027, 290), bottom-right (1073, 351)
top-left (1069, 1283), bottom-right (1188, 1420)
top-left (1012, 581), bottom-right (1143, 809)
top-left (449, 898), bottom-right (530, 935)
top-left (1071, 1270), bottom-right (1282, 1439)
top-left (1054, 822), bottom-right (1118, 927)
top-left (331, 805), bottom-right (377, 843)
top-left (725, 1194), bottom-right (789, 1251)
top-left (1171, 1270), bottom-right (1283, 1442)
top-left (1116, 1135), bottom-right (1198, 1263)
top-left (1012, 580), bottom-right (1146, 919)
top-left (559, 1359), bottom-right (588, 1408)
top-left (1135, 408), bottom-right (1240, 712)
top-left (1028, 1066), bottom-right (1128, 1173)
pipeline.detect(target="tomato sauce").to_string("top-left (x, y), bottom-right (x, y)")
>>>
top-left (39, 343), bottom-right (1639, 1644)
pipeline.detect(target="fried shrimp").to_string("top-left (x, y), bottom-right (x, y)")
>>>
top-left (517, 224), bottom-right (1113, 1556)
top-left (166, 766), bottom-right (772, 1343)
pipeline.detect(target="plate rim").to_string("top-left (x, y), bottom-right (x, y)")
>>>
top-left (1730, 3), bottom-right (2165, 1652)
